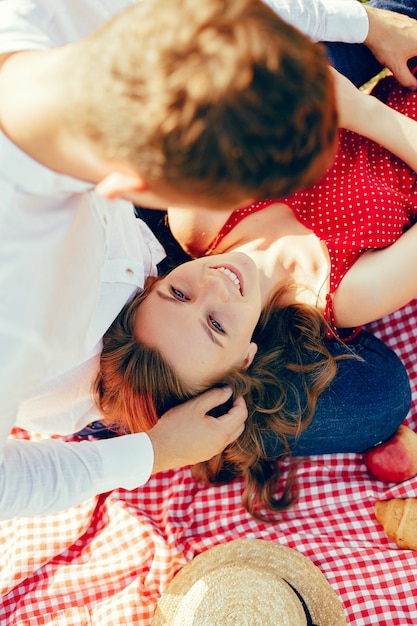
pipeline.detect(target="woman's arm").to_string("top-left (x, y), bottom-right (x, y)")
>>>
top-left (333, 69), bottom-right (417, 173)
top-left (332, 220), bottom-right (417, 328)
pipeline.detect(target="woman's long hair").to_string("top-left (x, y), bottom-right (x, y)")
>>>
top-left (94, 276), bottom-right (344, 521)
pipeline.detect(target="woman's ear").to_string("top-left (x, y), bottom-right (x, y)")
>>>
top-left (242, 342), bottom-right (258, 370)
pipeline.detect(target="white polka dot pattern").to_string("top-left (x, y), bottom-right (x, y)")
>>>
top-left (206, 77), bottom-right (417, 337)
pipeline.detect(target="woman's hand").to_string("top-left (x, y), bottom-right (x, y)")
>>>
top-left (147, 387), bottom-right (247, 473)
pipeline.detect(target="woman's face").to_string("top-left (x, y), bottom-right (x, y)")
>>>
top-left (134, 252), bottom-right (261, 390)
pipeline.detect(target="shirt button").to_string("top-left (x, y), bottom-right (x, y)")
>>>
top-left (126, 268), bottom-right (134, 276)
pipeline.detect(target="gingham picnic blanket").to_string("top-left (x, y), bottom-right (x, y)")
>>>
top-left (2, 300), bottom-right (417, 625)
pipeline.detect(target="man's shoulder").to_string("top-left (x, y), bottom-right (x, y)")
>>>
top-left (0, 0), bottom-right (133, 52)
top-left (0, 131), bottom-right (93, 203)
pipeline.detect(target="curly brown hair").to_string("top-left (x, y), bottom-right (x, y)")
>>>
top-left (94, 276), bottom-right (345, 521)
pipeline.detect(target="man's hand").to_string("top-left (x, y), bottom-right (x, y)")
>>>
top-left (365, 5), bottom-right (417, 90)
top-left (147, 386), bottom-right (247, 474)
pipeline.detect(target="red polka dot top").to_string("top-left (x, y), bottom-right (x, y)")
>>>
top-left (203, 76), bottom-right (417, 340)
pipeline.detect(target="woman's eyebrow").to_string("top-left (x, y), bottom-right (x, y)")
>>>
top-left (201, 320), bottom-right (224, 348)
top-left (156, 289), bottom-right (178, 303)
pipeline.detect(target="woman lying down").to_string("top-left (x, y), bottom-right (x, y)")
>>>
top-left (95, 73), bottom-right (417, 520)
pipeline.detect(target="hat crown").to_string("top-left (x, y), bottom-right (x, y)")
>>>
top-left (169, 563), bottom-right (307, 626)
top-left (152, 539), bottom-right (346, 626)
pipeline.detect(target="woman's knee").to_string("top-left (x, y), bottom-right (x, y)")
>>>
top-left (262, 331), bottom-right (411, 457)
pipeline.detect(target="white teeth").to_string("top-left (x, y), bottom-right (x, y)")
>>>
top-left (217, 267), bottom-right (241, 291)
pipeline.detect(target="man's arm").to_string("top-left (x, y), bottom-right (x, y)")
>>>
top-left (267, 1), bottom-right (417, 89)
top-left (0, 387), bottom-right (247, 520)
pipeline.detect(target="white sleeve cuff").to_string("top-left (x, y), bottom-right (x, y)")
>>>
top-left (94, 432), bottom-right (154, 492)
top-left (316, 0), bottom-right (369, 43)
top-left (264, 0), bottom-right (369, 44)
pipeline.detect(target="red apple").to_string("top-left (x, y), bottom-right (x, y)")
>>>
top-left (362, 425), bottom-right (417, 483)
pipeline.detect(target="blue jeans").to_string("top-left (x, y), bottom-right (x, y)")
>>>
top-left (263, 330), bottom-right (411, 457)
top-left (325, 0), bottom-right (417, 86)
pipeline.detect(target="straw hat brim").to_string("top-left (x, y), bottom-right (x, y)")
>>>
top-left (151, 538), bottom-right (346, 625)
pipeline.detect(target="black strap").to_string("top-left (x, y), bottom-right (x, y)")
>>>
top-left (284, 580), bottom-right (317, 626)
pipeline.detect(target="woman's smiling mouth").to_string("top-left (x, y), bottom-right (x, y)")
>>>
top-left (213, 265), bottom-right (243, 294)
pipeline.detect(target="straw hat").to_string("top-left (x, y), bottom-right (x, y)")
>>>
top-left (152, 538), bottom-right (346, 625)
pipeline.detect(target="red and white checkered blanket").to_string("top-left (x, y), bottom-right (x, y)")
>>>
top-left (2, 300), bottom-right (417, 625)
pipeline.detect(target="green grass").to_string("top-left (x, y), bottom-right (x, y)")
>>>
top-left (360, 68), bottom-right (390, 92)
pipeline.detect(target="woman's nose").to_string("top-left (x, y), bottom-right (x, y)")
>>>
top-left (199, 273), bottom-right (229, 303)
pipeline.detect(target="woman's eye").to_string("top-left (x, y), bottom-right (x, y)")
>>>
top-left (171, 287), bottom-right (188, 300)
top-left (209, 316), bottom-right (225, 334)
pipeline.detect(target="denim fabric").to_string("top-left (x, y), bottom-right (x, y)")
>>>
top-left (325, 0), bottom-right (417, 86)
top-left (263, 330), bottom-right (411, 457)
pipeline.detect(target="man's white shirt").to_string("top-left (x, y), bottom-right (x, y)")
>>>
top-left (0, 0), bottom-right (369, 519)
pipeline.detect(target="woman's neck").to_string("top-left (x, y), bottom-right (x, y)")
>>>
top-left (231, 238), bottom-right (291, 308)
top-left (169, 203), bottom-right (330, 310)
